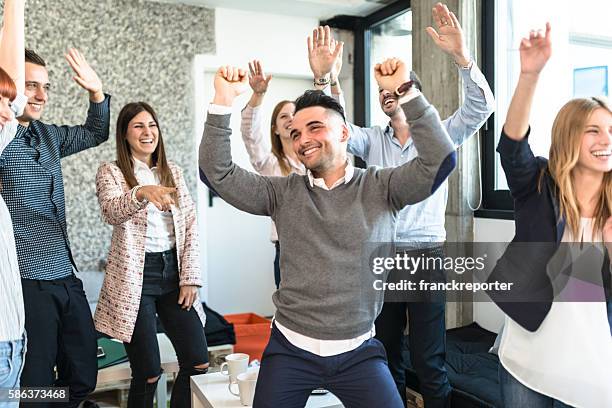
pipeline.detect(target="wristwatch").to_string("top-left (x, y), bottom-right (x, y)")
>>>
top-left (454, 59), bottom-right (473, 70)
top-left (394, 80), bottom-right (414, 97)
top-left (313, 76), bottom-right (331, 86)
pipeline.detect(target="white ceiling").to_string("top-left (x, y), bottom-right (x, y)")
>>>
top-left (147, 0), bottom-right (392, 20)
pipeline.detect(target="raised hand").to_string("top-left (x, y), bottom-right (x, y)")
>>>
top-left (502, 23), bottom-right (552, 141)
top-left (330, 38), bottom-right (343, 82)
top-left (519, 22), bottom-right (552, 75)
top-left (374, 58), bottom-right (411, 93)
top-left (136, 185), bottom-right (177, 212)
top-left (425, 3), bottom-right (470, 67)
top-left (308, 25), bottom-right (343, 79)
top-left (213, 65), bottom-right (249, 106)
top-left (64, 48), bottom-right (104, 102)
top-left (248, 60), bottom-right (272, 94)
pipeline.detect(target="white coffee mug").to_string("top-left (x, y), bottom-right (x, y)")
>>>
top-left (229, 368), bottom-right (259, 406)
top-left (220, 353), bottom-right (249, 384)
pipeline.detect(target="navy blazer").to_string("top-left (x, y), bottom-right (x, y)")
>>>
top-left (488, 128), bottom-right (611, 332)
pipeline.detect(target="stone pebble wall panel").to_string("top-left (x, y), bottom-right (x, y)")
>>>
top-left (9, 0), bottom-right (215, 271)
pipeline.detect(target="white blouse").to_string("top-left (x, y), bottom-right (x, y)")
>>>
top-left (133, 158), bottom-right (176, 253)
top-left (240, 105), bottom-right (305, 242)
top-left (499, 218), bottom-right (612, 407)
top-left (0, 94), bottom-right (28, 342)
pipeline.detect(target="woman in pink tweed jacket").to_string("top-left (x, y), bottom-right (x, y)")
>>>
top-left (95, 102), bottom-right (208, 408)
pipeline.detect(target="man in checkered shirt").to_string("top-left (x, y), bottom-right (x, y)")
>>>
top-left (0, 48), bottom-right (110, 406)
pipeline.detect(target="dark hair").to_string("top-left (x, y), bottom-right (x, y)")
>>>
top-left (115, 102), bottom-right (176, 196)
top-left (0, 67), bottom-right (17, 101)
top-left (409, 70), bottom-right (423, 92)
top-left (25, 49), bottom-right (46, 67)
top-left (294, 90), bottom-right (346, 122)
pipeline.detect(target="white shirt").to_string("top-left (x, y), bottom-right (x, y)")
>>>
top-left (499, 218), bottom-right (612, 407)
top-left (0, 93), bottom-right (28, 341)
top-left (132, 158), bottom-right (176, 252)
top-left (306, 161), bottom-right (355, 190)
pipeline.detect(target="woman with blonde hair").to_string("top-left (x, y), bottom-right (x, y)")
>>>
top-left (490, 23), bottom-right (612, 407)
top-left (95, 102), bottom-right (208, 407)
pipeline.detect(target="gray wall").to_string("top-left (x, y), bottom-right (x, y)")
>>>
top-left (15, 0), bottom-right (214, 272)
top-left (413, 0), bottom-right (483, 327)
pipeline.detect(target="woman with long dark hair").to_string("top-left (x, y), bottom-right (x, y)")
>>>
top-left (95, 102), bottom-right (208, 407)
top-left (491, 23), bottom-right (612, 407)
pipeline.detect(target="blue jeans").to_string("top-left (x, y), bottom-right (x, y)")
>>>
top-left (499, 364), bottom-right (574, 408)
top-left (0, 338), bottom-right (25, 408)
top-left (253, 324), bottom-right (403, 408)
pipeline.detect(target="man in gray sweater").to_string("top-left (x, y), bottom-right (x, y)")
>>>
top-left (199, 61), bottom-right (456, 408)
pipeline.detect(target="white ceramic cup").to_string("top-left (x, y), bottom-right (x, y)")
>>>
top-left (219, 353), bottom-right (249, 384)
top-left (228, 368), bottom-right (259, 406)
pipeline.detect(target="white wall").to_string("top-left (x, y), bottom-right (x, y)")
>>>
top-left (194, 8), bottom-right (354, 316)
top-left (472, 217), bottom-right (515, 332)
top-left (196, 6), bottom-right (516, 328)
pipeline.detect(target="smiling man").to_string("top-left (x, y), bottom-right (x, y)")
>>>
top-left (308, 4), bottom-right (495, 405)
top-left (0, 48), bottom-right (110, 406)
top-left (199, 61), bottom-right (456, 407)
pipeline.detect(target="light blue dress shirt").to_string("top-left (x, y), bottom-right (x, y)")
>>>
top-left (346, 65), bottom-right (495, 245)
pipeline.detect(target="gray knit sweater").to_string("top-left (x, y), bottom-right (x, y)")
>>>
top-left (199, 95), bottom-right (456, 340)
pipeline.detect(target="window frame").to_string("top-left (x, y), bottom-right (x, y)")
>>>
top-left (323, 0), bottom-right (411, 169)
top-left (361, 1), bottom-right (412, 127)
top-left (474, 0), bottom-right (514, 220)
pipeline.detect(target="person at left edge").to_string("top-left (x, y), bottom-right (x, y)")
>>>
top-left (0, 47), bottom-right (110, 407)
top-left (0, 1), bottom-right (27, 407)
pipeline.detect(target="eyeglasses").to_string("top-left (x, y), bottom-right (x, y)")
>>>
top-left (25, 81), bottom-right (51, 93)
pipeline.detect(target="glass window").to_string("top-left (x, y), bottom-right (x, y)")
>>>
top-left (368, 10), bottom-right (412, 127)
top-left (492, 0), bottom-right (612, 191)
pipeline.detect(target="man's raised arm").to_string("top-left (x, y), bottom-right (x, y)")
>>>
top-left (0, 0), bottom-right (25, 94)
top-left (425, 2), bottom-right (494, 146)
top-left (56, 48), bottom-right (110, 158)
top-left (198, 65), bottom-right (280, 217)
top-left (373, 59), bottom-right (457, 210)
top-left (308, 26), bottom-right (375, 159)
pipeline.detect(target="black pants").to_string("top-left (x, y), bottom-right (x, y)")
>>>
top-left (375, 247), bottom-right (451, 408)
top-left (124, 248), bottom-right (208, 408)
top-left (20, 275), bottom-right (97, 408)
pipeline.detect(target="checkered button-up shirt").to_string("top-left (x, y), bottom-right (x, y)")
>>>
top-left (0, 95), bottom-right (111, 280)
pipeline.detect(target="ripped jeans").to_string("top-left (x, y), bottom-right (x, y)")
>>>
top-left (124, 249), bottom-right (208, 408)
